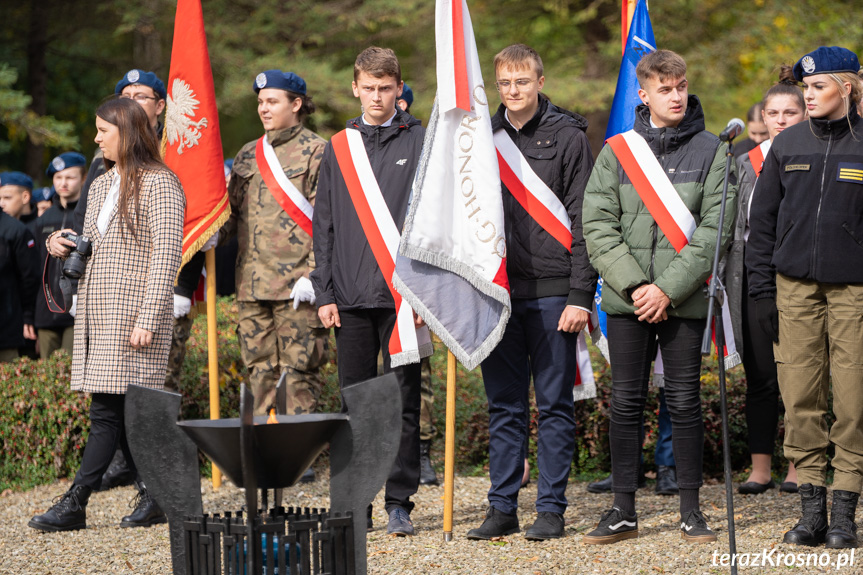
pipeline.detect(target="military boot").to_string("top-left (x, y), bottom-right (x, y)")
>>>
top-left (28, 484), bottom-right (91, 532)
top-left (419, 440), bottom-right (439, 486)
top-left (783, 483), bottom-right (828, 546)
top-left (826, 490), bottom-right (859, 549)
top-left (97, 448), bottom-right (135, 491)
top-left (120, 481), bottom-right (167, 528)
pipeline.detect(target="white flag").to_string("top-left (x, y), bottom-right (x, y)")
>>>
top-left (393, 0), bottom-right (510, 371)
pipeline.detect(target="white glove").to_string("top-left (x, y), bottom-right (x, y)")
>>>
top-left (289, 276), bottom-right (316, 310)
top-left (173, 294), bottom-right (192, 319)
top-left (69, 295), bottom-right (78, 318)
top-left (201, 230), bottom-right (219, 252)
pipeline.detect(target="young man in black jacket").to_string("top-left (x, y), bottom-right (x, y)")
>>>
top-left (466, 44), bottom-right (596, 541)
top-left (312, 47), bottom-right (426, 537)
top-left (0, 210), bottom-right (39, 362)
top-left (34, 152), bottom-right (87, 358)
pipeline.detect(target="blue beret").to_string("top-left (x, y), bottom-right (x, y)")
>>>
top-left (793, 46), bottom-right (861, 82)
top-left (400, 83), bottom-right (414, 107)
top-left (46, 152), bottom-right (87, 176)
top-left (35, 186), bottom-right (56, 202)
top-left (0, 171), bottom-right (34, 190)
top-left (253, 70), bottom-right (306, 95)
top-left (224, 159), bottom-right (234, 179)
top-left (115, 69), bottom-right (167, 100)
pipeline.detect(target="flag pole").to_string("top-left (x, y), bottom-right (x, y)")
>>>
top-left (443, 350), bottom-right (457, 542)
top-left (205, 249), bottom-right (222, 489)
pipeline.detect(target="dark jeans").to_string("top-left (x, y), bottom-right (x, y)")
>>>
top-left (480, 296), bottom-right (577, 515)
top-left (608, 315), bottom-right (704, 493)
top-left (74, 393), bottom-right (140, 490)
top-left (334, 308), bottom-right (421, 514)
top-left (654, 389), bottom-right (675, 467)
top-left (742, 265), bottom-right (780, 455)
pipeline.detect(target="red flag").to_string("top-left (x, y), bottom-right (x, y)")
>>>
top-left (164, 0), bottom-right (230, 266)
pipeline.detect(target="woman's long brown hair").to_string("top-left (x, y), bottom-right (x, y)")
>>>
top-left (95, 97), bottom-right (166, 240)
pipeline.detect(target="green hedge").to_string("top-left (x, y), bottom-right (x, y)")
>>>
top-left (0, 296), bottom-right (794, 492)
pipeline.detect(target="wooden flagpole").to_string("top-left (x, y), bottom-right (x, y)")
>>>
top-left (442, 350), bottom-right (457, 541)
top-left (205, 249), bottom-right (222, 489)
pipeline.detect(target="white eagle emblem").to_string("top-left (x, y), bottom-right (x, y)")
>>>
top-left (166, 78), bottom-right (209, 155)
top-left (802, 56), bottom-right (816, 74)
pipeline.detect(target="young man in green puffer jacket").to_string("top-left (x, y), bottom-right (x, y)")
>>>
top-left (581, 49), bottom-right (736, 545)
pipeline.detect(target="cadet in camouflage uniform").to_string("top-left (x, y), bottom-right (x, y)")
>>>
top-left (222, 70), bottom-right (328, 417)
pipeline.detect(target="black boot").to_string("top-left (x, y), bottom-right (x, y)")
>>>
top-left (120, 481), bottom-right (167, 528)
top-left (783, 483), bottom-right (828, 547)
top-left (97, 449), bottom-right (135, 492)
top-left (466, 507), bottom-right (519, 540)
top-left (655, 466), bottom-right (679, 496)
top-left (28, 484), bottom-right (91, 532)
top-left (419, 440), bottom-right (439, 486)
top-left (826, 490), bottom-right (859, 549)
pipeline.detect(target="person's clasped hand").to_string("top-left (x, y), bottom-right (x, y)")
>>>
top-left (129, 327), bottom-right (153, 349)
top-left (289, 276), bottom-right (316, 310)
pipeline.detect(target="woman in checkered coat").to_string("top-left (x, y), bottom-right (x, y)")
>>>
top-left (29, 97), bottom-right (185, 533)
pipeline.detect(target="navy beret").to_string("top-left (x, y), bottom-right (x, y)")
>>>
top-left (35, 186), bottom-right (56, 202)
top-left (115, 69), bottom-right (167, 100)
top-left (223, 159), bottom-right (234, 179)
top-left (253, 70), bottom-right (306, 95)
top-left (0, 171), bottom-right (34, 190)
top-left (400, 83), bottom-right (414, 107)
top-left (793, 46), bottom-right (861, 82)
top-left (46, 152), bottom-right (87, 176)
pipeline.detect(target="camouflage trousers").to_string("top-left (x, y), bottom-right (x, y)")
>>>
top-left (238, 299), bottom-right (328, 416)
top-left (419, 357), bottom-right (437, 441)
top-left (164, 313), bottom-right (194, 393)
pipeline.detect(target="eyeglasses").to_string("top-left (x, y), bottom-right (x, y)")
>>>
top-left (120, 93), bottom-right (158, 102)
top-left (495, 79), bottom-right (534, 90)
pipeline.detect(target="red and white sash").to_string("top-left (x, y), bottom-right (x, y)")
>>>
top-left (330, 128), bottom-right (432, 367)
top-left (747, 139), bottom-right (771, 178)
top-left (606, 130), bottom-right (741, 368)
top-left (572, 303), bottom-right (611, 402)
top-left (256, 135), bottom-right (314, 236)
top-left (494, 130), bottom-right (573, 251)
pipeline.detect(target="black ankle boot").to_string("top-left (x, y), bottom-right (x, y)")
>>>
top-left (826, 490), bottom-right (859, 549)
top-left (120, 481), bottom-right (167, 528)
top-left (97, 449), bottom-right (135, 492)
top-left (28, 484), bottom-right (91, 532)
top-left (783, 483), bottom-right (828, 546)
top-left (419, 440), bottom-right (439, 486)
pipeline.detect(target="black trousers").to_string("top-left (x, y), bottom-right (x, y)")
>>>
top-left (74, 393), bottom-right (140, 490)
top-left (607, 315), bottom-right (705, 493)
top-left (741, 263), bottom-right (781, 455)
top-left (334, 308), bottom-right (421, 514)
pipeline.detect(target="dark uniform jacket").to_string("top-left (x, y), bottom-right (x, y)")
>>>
top-left (492, 96), bottom-right (597, 308)
top-left (747, 107), bottom-right (863, 299)
top-left (0, 212), bottom-right (39, 349)
top-left (33, 200), bottom-right (78, 329)
top-left (312, 110), bottom-right (424, 310)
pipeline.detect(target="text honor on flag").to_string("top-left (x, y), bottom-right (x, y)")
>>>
top-left (166, 78), bottom-right (209, 155)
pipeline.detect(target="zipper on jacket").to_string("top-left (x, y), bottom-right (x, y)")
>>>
top-left (811, 129), bottom-right (833, 274)
top-left (649, 223), bottom-right (658, 282)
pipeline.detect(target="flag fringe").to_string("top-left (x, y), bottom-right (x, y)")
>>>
top-left (724, 351), bottom-right (742, 371)
top-left (179, 202), bottom-right (231, 269)
top-left (572, 380), bottom-right (597, 402)
top-left (389, 341), bottom-right (436, 368)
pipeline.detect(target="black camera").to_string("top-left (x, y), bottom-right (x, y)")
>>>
top-left (60, 232), bottom-right (92, 280)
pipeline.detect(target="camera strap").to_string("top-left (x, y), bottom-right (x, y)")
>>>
top-left (42, 254), bottom-right (70, 314)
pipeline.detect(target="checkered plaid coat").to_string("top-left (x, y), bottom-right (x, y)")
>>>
top-left (71, 167), bottom-right (185, 394)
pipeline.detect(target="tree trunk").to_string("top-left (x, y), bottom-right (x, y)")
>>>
top-left (25, 1), bottom-right (50, 182)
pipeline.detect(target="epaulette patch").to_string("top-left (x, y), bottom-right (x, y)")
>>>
top-left (837, 163), bottom-right (863, 184)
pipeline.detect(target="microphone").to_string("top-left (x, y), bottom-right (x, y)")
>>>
top-left (719, 118), bottom-right (745, 142)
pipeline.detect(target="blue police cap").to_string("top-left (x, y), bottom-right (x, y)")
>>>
top-left (0, 171), bottom-right (34, 190)
top-left (253, 70), bottom-right (306, 95)
top-left (35, 186), bottom-right (56, 202)
top-left (115, 69), bottom-right (167, 100)
top-left (46, 152), bottom-right (87, 176)
top-left (400, 83), bottom-right (414, 107)
top-left (793, 46), bottom-right (861, 82)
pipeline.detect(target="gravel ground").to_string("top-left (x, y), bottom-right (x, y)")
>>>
top-left (2, 470), bottom-right (861, 575)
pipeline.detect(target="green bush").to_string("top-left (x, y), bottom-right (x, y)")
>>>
top-left (0, 295), bottom-right (806, 492)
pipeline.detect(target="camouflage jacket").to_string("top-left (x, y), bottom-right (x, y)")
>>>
top-left (224, 125), bottom-right (326, 301)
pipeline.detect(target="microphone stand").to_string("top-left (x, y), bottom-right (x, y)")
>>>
top-left (701, 137), bottom-right (737, 575)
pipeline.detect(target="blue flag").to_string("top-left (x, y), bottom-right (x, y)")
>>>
top-left (596, 0), bottom-right (656, 335)
top-left (604, 0), bottom-right (657, 140)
